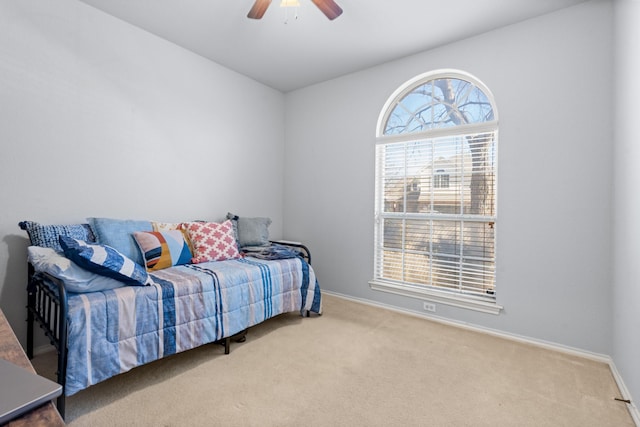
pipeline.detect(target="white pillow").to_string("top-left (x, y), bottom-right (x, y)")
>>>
top-left (27, 246), bottom-right (125, 293)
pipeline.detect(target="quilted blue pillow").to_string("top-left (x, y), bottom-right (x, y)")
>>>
top-left (59, 236), bottom-right (154, 286)
top-left (19, 221), bottom-right (95, 253)
top-left (87, 217), bottom-right (153, 266)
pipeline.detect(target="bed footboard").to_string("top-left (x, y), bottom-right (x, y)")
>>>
top-left (26, 264), bottom-right (68, 418)
top-left (269, 240), bottom-right (312, 265)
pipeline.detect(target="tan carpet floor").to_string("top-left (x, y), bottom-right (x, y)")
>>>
top-left (32, 294), bottom-right (634, 426)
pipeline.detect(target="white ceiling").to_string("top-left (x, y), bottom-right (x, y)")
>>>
top-left (79, 0), bottom-right (588, 92)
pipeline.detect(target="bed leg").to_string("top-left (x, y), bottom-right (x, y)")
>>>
top-left (26, 264), bottom-right (36, 359)
top-left (56, 345), bottom-right (67, 419)
top-left (56, 394), bottom-right (66, 419)
top-left (224, 337), bottom-right (230, 355)
top-left (306, 310), bottom-right (310, 318)
top-left (27, 293), bottom-right (35, 359)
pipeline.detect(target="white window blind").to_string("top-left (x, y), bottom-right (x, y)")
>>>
top-left (372, 70), bottom-right (499, 311)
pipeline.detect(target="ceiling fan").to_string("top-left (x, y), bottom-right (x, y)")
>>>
top-left (247, 0), bottom-right (343, 20)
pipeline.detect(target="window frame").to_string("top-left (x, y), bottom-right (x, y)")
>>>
top-left (369, 69), bottom-right (503, 315)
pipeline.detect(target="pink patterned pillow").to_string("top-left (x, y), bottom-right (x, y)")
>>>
top-left (181, 220), bottom-right (240, 263)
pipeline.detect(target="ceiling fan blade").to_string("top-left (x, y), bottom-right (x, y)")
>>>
top-left (311, 0), bottom-right (343, 20)
top-left (247, 0), bottom-right (272, 19)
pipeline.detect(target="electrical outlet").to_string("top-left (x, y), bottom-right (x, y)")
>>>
top-left (423, 302), bottom-right (436, 312)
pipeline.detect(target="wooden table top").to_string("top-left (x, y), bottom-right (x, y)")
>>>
top-left (0, 309), bottom-right (65, 426)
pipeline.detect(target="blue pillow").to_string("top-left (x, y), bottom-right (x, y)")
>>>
top-left (19, 221), bottom-right (95, 253)
top-left (87, 217), bottom-right (153, 266)
top-left (59, 236), bottom-right (154, 286)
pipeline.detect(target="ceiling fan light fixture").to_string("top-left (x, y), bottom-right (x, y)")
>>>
top-left (248, 0), bottom-right (342, 20)
top-left (280, 0), bottom-right (300, 7)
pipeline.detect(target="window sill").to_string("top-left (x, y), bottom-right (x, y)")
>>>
top-left (368, 280), bottom-right (503, 315)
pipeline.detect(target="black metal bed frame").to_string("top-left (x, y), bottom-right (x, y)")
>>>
top-left (25, 241), bottom-right (311, 419)
top-left (26, 265), bottom-right (68, 417)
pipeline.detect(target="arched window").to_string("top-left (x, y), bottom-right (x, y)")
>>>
top-left (370, 70), bottom-right (501, 314)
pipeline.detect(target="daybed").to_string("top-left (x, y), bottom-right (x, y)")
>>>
top-left (19, 215), bottom-right (322, 418)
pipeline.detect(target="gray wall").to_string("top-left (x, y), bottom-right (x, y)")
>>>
top-left (284, 0), bottom-right (614, 355)
top-left (0, 0), bottom-right (286, 345)
top-left (613, 0), bottom-right (640, 408)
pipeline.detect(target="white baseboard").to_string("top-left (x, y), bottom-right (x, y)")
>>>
top-left (323, 290), bottom-right (639, 426)
top-left (609, 359), bottom-right (640, 426)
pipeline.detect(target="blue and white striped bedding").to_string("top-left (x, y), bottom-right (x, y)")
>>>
top-left (64, 257), bottom-right (321, 396)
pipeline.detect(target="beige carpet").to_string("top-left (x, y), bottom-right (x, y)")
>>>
top-left (31, 294), bottom-right (633, 426)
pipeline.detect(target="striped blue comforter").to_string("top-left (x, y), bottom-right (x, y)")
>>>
top-left (64, 257), bottom-right (321, 395)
